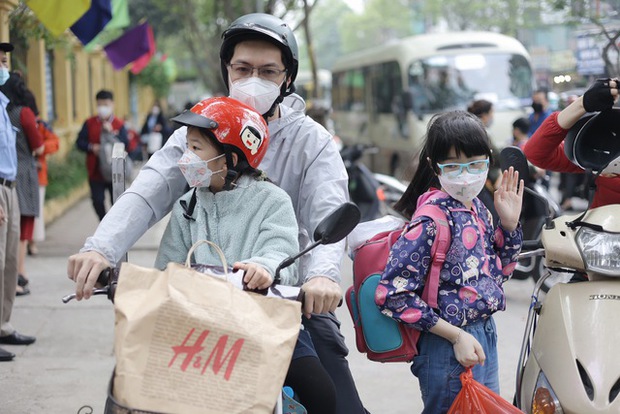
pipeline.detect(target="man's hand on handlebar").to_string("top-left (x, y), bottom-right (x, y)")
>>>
top-left (67, 251), bottom-right (112, 300)
top-left (300, 276), bottom-right (342, 319)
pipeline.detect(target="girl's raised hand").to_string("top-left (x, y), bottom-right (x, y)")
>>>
top-left (494, 167), bottom-right (524, 232)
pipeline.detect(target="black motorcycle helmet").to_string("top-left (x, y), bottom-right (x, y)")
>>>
top-left (564, 108), bottom-right (620, 172)
top-left (220, 13), bottom-right (299, 98)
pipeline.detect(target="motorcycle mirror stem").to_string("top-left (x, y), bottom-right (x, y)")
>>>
top-left (274, 202), bottom-right (361, 284)
top-left (499, 147), bottom-right (555, 230)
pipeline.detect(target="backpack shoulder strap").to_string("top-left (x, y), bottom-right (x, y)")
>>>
top-left (413, 204), bottom-right (451, 308)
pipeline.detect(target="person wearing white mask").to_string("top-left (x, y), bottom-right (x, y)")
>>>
top-left (0, 42), bottom-right (37, 362)
top-left (140, 101), bottom-right (168, 159)
top-left (68, 14), bottom-right (368, 413)
top-left (75, 90), bottom-right (129, 221)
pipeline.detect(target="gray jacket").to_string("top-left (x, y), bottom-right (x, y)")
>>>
top-left (82, 96), bottom-right (349, 284)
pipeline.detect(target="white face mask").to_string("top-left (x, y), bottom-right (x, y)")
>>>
top-left (177, 149), bottom-right (224, 188)
top-left (437, 171), bottom-right (488, 205)
top-left (0, 68), bottom-right (9, 86)
top-left (229, 75), bottom-right (282, 115)
top-left (97, 105), bottom-right (112, 119)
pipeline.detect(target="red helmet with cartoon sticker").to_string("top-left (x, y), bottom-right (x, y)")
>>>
top-left (171, 96), bottom-right (269, 169)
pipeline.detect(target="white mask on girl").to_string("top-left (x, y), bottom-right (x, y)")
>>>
top-left (229, 75), bottom-right (282, 115)
top-left (177, 149), bottom-right (224, 188)
top-left (437, 171), bottom-right (488, 205)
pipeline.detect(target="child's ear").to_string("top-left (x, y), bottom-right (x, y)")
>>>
top-left (231, 152), bottom-right (238, 167)
top-left (426, 156), bottom-right (437, 175)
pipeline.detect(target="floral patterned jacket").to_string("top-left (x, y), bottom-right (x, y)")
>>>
top-left (376, 190), bottom-right (522, 330)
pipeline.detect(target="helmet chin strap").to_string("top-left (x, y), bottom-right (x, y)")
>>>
top-left (262, 81), bottom-right (288, 119)
top-left (223, 151), bottom-right (239, 191)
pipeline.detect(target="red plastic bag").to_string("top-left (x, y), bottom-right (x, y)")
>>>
top-left (448, 368), bottom-right (523, 413)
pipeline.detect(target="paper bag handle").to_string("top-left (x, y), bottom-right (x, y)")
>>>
top-left (185, 240), bottom-right (229, 278)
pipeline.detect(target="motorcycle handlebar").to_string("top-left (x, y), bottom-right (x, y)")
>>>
top-left (60, 267), bottom-right (332, 308)
top-left (522, 240), bottom-right (543, 250)
top-left (61, 268), bottom-right (117, 304)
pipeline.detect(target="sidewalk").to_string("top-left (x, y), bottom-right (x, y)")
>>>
top-left (0, 196), bottom-right (168, 414)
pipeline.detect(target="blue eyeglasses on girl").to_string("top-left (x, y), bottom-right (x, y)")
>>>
top-left (437, 159), bottom-right (490, 177)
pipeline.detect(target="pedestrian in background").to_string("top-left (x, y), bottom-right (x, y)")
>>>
top-left (528, 89), bottom-right (552, 136)
top-left (0, 72), bottom-right (44, 296)
top-left (468, 99), bottom-right (500, 225)
top-left (23, 88), bottom-right (60, 257)
top-left (0, 42), bottom-right (37, 362)
top-left (140, 100), bottom-right (168, 158)
top-left (467, 99), bottom-right (494, 128)
top-left (76, 90), bottom-right (128, 221)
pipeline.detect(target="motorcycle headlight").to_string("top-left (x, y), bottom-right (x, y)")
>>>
top-left (532, 371), bottom-right (564, 414)
top-left (576, 227), bottom-right (620, 275)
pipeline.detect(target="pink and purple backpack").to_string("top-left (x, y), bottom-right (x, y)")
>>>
top-left (345, 195), bottom-right (451, 363)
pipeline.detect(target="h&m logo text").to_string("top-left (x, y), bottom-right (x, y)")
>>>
top-left (168, 328), bottom-right (245, 381)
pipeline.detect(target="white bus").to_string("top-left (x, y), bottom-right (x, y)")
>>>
top-left (331, 32), bottom-right (534, 176)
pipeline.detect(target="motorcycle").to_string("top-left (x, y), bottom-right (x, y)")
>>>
top-left (64, 144), bottom-right (362, 414)
top-left (341, 144), bottom-right (406, 221)
top-left (63, 202), bottom-right (360, 414)
top-left (501, 146), bottom-right (620, 413)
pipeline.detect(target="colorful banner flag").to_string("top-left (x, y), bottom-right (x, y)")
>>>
top-left (103, 22), bottom-right (152, 71)
top-left (71, 0), bottom-right (113, 45)
top-left (130, 24), bottom-right (156, 74)
top-left (84, 0), bottom-right (130, 51)
top-left (26, 0), bottom-right (91, 37)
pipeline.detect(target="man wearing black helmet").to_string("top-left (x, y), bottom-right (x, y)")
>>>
top-left (524, 78), bottom-right (620, 208)
top-left (68, 13), bottom-right (367, 413)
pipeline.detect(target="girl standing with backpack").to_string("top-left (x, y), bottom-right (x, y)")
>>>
top-left (376, 111), bottom-right (524, 413)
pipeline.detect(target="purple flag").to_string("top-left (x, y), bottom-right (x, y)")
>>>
top-left (71, 0), bottom-right (113, 45)
top-left (103, 22), bottom-right (152, 70)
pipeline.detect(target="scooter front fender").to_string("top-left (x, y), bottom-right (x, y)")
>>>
top-left (520, 281), bottom-right (620, 413)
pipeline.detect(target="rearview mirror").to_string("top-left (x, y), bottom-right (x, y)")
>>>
top-left (499, 146), bottom-right (531, 186)
top-left (314, 202), bottom-right (361, 244)
top-left (274, 202), bottom-right (361, 283)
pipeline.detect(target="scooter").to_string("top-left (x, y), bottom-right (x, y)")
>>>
top-left (64, 144), bottom-right (363, 414)
top-left (62, 202), bottom-right (360, 414)
top-left (501, 146), bottom-right (620, 413)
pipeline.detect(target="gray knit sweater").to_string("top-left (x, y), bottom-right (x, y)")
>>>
top-left (155, 175), bottom-right (299, 285)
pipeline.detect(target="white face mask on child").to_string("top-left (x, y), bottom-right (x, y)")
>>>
top-left (177, 150), bottom-right (224, 188)
top-left (437, 171), bottom-right (488, 205)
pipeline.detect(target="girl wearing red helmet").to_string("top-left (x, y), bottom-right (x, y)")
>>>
top-left (155, 96), bottom-right (294, 289)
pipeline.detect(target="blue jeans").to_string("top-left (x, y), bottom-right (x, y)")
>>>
top-left (411, 316), bottom-right (499, 414)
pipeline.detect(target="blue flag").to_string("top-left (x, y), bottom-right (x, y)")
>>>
top-left (71, 0), bottom-right (113, 45)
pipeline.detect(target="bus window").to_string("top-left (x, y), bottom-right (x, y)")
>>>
top-left (408, 53), bottom-right (532, 113)
top-left (333, 69), bottom-right (365, 111)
